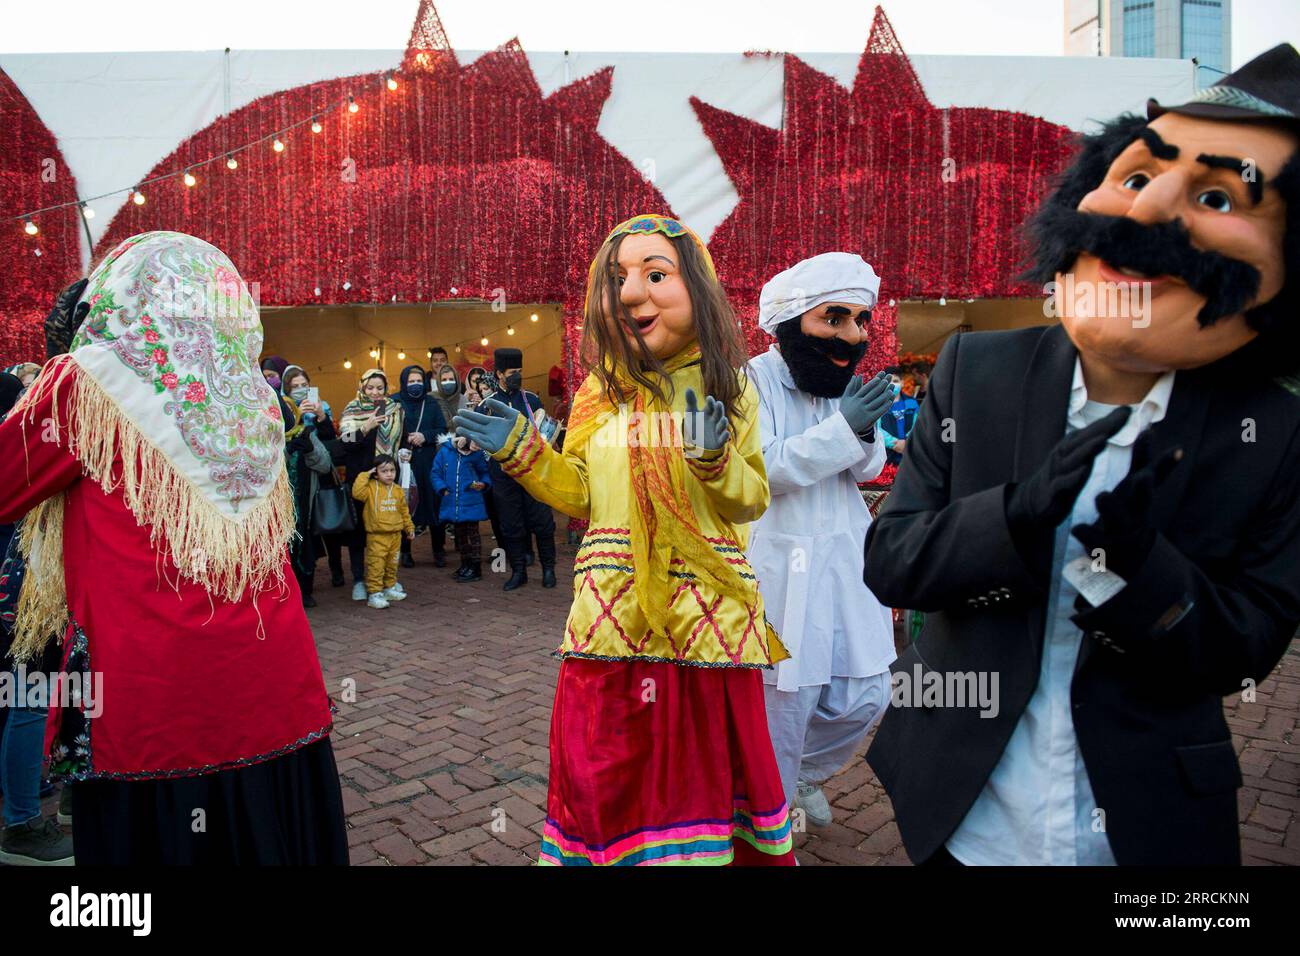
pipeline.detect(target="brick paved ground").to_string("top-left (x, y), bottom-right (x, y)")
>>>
top-left (311, 525), bottom-right (1299, 866)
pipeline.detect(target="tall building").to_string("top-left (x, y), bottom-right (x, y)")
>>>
top-left (1064, 0), bottom-right (1231, 85)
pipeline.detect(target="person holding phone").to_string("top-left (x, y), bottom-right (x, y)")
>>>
top-left (280, 365), bottom-right (338, 608)
top-left (339, 370), bottom-right (404, 601)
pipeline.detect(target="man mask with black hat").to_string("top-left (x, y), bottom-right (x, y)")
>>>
top-left (865, 44), bottom-right (1300, 865)
top-left (486, 347), bottom-right (557, 590)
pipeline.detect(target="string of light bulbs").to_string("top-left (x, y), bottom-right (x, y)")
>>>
top-left (13, 71), bottom-right (404, 235)
top-left (332, 309), bottom-right (551, 371)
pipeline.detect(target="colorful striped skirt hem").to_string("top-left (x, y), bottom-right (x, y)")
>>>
top-left (539, 797), bottom-right (793, 866)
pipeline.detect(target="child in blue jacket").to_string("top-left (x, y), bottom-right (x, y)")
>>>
top-left (430, 434), bottom-right (492, 582)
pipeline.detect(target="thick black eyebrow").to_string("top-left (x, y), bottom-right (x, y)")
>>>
top-left (1138, 127), bottom-right (1180, 160)
top-left (822, 305), bottom-right (872, 321)
top-left (1197, 153), bottom-right (1266, 204)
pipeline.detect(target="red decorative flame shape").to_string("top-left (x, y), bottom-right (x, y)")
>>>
top-left (1, 69), bottom-right (83, 361)
top-left (93, 0), bottom-right (671, 378)
top-left (693, 6), bottom-right (1078, 369)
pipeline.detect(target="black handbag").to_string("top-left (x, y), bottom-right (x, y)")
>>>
top-left (312, 485), bottom-right (356, 535)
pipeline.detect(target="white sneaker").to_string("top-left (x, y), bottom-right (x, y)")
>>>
top-left (382, 586), bottom-right (406, 602)
top-left (351, 581), bottom-right (368, 601)
top-left (366, 593), bottom-right (390, 609)
top-left (795, 781), bottom-right (833, 828)
top-left (389, 582), bottom-right (405, 596)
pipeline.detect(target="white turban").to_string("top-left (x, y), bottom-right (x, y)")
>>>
top-left (757, 252), bottom-right (881, 335)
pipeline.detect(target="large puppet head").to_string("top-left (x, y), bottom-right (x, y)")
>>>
top-left (1024, 44), bottom-right (1300, 375)
top-left (758, 252), bottom-right (882, 398)
top-left (581, 214), bottom-right (747, 413)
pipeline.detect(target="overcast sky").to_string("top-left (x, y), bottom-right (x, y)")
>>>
top-left (2, 0), bottom-right (1294, 67)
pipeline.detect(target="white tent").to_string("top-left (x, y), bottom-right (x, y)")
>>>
top-left (2, 46), bottom-right (1194, 260)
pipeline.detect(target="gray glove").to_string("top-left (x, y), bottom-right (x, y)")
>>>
top-left (684, 388), bottom-right (731, 452)
top-left (452, 397), bottom-right (522, 454)
top-left (839, 372), bottom-right (893, 439)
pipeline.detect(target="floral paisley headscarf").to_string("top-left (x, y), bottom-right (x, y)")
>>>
top-left (340, 369), bottom-right (403, 458)
top-left (9, 231), bottom-right (292, 658)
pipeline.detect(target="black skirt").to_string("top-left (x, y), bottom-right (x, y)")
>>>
top-left (70, 738), bottom-right (349, 865)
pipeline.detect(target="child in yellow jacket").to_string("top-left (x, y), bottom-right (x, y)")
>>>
top-left (351, 454), bottom-right (414, 609)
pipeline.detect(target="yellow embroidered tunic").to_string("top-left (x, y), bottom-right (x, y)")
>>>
top-left (492, 364), bottom-right (788, 669)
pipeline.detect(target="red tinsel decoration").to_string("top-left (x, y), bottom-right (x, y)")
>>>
top-left (1, 68), bottom-right (83, 363)
top-left (8, 2), bottom-right (1084, 397)
top-left (92, 1), bottom-right (669, 397)
top-left (694, 6), bottom-right (1078, 376)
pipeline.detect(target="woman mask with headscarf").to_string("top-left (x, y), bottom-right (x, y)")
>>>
top-left (0, 231), bottom-right (348, 865)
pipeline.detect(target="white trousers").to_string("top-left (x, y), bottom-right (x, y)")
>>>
top-left (763, 672), bottom-right (891, 805)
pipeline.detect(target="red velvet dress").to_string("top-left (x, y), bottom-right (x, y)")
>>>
top-left (0, 362), bottom-right (346, 863)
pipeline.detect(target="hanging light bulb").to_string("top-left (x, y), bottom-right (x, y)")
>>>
top-left (273, 138), bottom-right (285, 153)
top-left (132, 189), bottom-right (146, 205)
top-left (183, 170), bottom-right (197, 187)
top-left (226, 154), bottom-right (238, 170)
top-left (311, 117), bottom-right (322, 134)
top-left (23, 220), bottom-right (37, 236)
top-left (507, 325), bottom-right (515, 336)
top-left (343, 359), bottom-right (352, 370)
top-left (397, 351), bottom-right (406, 360)
top-left (454, 345), bottom-right (461, 353)
top-left (480, 336), bottom-right (489, 347)
top-left (530, 312), bottom-right (539, 322)
top-left (939, 297), bottom-right (947, 306)
top-left (80, 204), bottom-right (94, 220)
top-left (386, 74), bottom-right (398, 92)
top-left (426, 349), bottom-right (433, 359)
top-left (348, 96), bottom-right (358, 114)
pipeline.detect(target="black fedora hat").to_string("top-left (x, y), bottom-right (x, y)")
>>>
top-left (1148, 43), bottom-right (1300, 125)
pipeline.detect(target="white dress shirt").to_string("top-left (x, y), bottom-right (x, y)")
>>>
top-left (744, 346), bottom-right (896, 691)
top-left (946, 358), bottom-right (1176, 866)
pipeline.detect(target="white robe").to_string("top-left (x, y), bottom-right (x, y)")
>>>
top-left (745, 345), bottom-right (896, 692)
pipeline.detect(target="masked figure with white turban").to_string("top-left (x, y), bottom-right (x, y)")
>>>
top-left (745, 252), bottom-right (897, 828)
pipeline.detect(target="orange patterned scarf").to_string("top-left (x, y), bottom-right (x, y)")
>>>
top-left (564, 343), bottom-right (750, 640)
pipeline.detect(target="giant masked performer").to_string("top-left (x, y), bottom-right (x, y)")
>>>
top-left (0, 231), bottom-right (348, 864)
top-left (865, 45), bottom-right (1300, 866)
top-left (745, 253), bottom-right (896, 828)
top-left (455, 214), bottom-right (795, 866)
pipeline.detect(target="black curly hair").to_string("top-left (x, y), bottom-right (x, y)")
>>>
top-left (1022, 112), bottom-right (1300, 373)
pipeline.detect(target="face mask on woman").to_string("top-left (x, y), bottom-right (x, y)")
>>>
top-left (265, 373), bottom-right (281, 390)
top-left (290, 386), bottom-right (309, 403)
top-left (440, 379), bottom-right (458, 396)
top-left (406, 381), bottom-right (424, 398)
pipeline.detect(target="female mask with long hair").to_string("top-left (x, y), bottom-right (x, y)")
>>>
top-left (580, 215), bottom-right (747, 417)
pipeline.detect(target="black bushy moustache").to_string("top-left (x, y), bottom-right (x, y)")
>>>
top-left (774, 320), bottom-right (869, 398)
top-left (1025, 206), bottom-right (1262, 327)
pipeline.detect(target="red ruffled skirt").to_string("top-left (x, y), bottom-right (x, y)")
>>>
top-left (539, 657), bottom-right (795, 866)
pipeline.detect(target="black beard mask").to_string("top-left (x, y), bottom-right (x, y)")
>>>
top-left (1025, 204), bottom-right (1262, 327)
top-left (774, 319), bottom-right (869, 398)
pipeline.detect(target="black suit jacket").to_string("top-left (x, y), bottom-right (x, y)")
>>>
top-left (865, 324), bottom-right (1300, 865)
